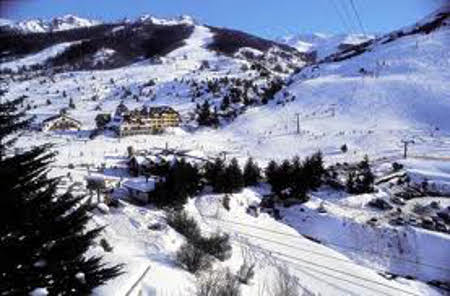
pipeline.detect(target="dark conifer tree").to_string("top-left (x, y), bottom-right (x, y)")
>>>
top-left (196, 100), bottom-right (212, 126)
top-left (243, 157), bottom-right (261, 187)
top-left (309, 151), bottom-right (325, 189)
top-left (278, 159), bottom-right (292, 191)
top-left (205, 157), bottom-right (227, 193)
top-left (265, 160), bottom-right (280, 193)
top-left (346, 171), bottom-right (356, 194)
top-left (224, 158), bottom-right (244, 193)
top-left (220, 95), bottom-right (230, 111)
top-left (0, 91), bottom-right (122, 295)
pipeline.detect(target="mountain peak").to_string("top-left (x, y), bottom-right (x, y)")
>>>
top-left (6, 15), bottom-right (101, 34)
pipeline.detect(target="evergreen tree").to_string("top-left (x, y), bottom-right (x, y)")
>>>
top-left (358, 155), bottom-right (374, 193)
top-left (346, 171), bottom-right (356, 194)
top-left (197, 100), bottom-right (212, 126)
top-left (308, 151), bottom-right (325, 190)
top-left (265, 160), bottom-right (280, 193)
top-left (290, 156), bottom-right (307, 199)
top-left (278, 159), bottom-right (292, 192)
top-left (69, 97), bottom-right (76, 109)
top-left (224, 158), bottom-right (244, 193)
top-left (0, 92), bottom-right (122, 295)
top-left (243, 157), bottom-right (261, 187)
top-left (205, 157), bottom-right (226, 193)
top-left (153, 159), bottom-right (202, 209)
top-left (220, 95), bottom-right (230, 111)
top-left (0, 91), bottom-right (29, 160)
top-left (346, 155), bottom-right (374, 194)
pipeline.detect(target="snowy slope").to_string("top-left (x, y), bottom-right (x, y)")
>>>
top-left (2, 6), bottom-right (450, 296)
top-left (87, 189), bottom-right (441, 296)
top-left (278, 33), bottom-right (374, 59)
top-left (0, 42), bottom-right (78, 71)
top-left (211, 7), bottom-right (450, 163)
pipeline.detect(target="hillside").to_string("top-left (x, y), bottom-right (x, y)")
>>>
top-left (2, 6), bottom-right (450, 296)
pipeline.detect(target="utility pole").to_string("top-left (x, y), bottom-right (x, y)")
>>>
top-left (221, 151), bottom-right (228, 161)
top-left (295, 113), bottom-right (300, 134)
top-left (402, 140), bottom-right (414, 159)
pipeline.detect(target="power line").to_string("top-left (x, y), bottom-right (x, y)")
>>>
top-left (229, 232), bottom-right (420, 296)
top-left (204, 215), bottom-right (450, 273)
top-left (234, 237), bottom-right (391, 296)
top-left (218, 223), bottom-right (450, 293)
top-left (337, 0), bottom-right (359, 34)
top-left (349, 0), bottom-right (367, 35)
top-left (329, 0), bottom-right (354, 34)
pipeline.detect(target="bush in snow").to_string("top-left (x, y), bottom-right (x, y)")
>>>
top-left (167, 211), bottom-right (201, 242)
top-left (197, 233), bottom-right (232, 262)
top-left (100, 238), bottom-right (113, 252)
top-left (222, 194), bottom-right (231, 211)
top-left (197, 268), bottom-right (241, 296)
top-left (176, 242), bottom-right (212, 273)
top-left (340, 144), bottom-right (348, 153)
top-left (267, 266), bottom-right (299, 296)
top-left (392, 162), bottom-right (404, 172)
top-left (237, 262), bottom-right (255, 285)
top-left (168, 211), bottom-right (232, 262)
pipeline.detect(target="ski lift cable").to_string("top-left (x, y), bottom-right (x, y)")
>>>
top-left (349, 0), bottom-right (367, 35)
top-left (329, 0), bottom-right (355, 34)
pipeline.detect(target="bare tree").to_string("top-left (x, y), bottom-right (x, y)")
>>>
top-left (265, 265), bottom-right (301, 296)
top-left (197, 268), bottom-right (241, 296)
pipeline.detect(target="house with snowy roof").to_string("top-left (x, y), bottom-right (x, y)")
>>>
top-left (123, 177), bottom-right (157, 204)
top-left (41, 113), bottom-right (82, 132)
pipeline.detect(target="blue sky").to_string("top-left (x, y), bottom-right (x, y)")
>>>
top-left (2, 0), bottom-right (445, 38)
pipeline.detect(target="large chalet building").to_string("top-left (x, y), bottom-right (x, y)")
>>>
top-left (113, 102), bottom-right (181, 137)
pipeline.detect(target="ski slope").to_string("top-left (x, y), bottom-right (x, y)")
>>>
top-left (0, 42), bottom-right (77, 71)
top-left (2, 7), bottom-right (450, 296)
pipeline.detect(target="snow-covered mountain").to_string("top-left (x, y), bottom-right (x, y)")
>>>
top-left (3, 15), bottom-right (101, 34)
top-left (2, 5), bottom-right (450, 296)
top-left (277, 33), bottom-right (374, 60)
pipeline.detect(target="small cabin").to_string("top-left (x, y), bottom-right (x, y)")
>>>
top-left (123, 177), bottom-right (156, 204)
top-left (41, 114), bottom-right (82, 132)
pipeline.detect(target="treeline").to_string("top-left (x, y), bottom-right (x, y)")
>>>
top-left (147, 152), bottom-right (328, 208)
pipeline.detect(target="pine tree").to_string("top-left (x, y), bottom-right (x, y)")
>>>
top-left (0, 90), bottom-right (30, 160)
top-left (224, 158), bottom-right (244, 193)
top-left (346, 171), bottom-right (356, 194)
top-left (309, 151), bottom-right (325, 189)
top-left (0, 92), bottom-right (122, 295)
top-left (197, 100), bottom-right (212, 126)
top-left (205, 157), bottom-right (226, 193)
top-left (243, 157), bottom-right (261, 187)
top-left (220, 95), bottom-right (230, 111)
top-left (265, 160), bottom-right (280, 193)
top-left (278, 159), bottom-right (292, 191)
top-left (69, 97), bottom-right (76, 109)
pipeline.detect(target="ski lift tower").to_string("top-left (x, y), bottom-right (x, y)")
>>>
top-left (401, 139), bottom-right (415, 159)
